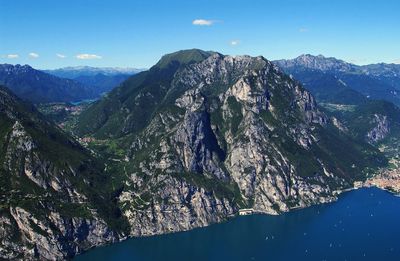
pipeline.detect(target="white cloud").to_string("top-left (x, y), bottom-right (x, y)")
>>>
top-left (299, 28), bottom-right (309, 33)
top-left (6, 54), bottom-right (19, 59)
top-left (393, 59), bottom-right (400, 64)
top-left (76, 54), bottom-right (102, 60)
top-left (29, 52), bottom-right (39, 58)
top-left (192, 19), bottom-right (215, 26)
top-left (230, 40), bottom-right (240, 46)
top-left (56, 53), bottom-right (66, 58)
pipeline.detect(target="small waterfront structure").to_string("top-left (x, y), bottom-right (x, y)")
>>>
top-left (353, 181), bottom-right (363, 189)
top-left (239, 208), bottom-right (254, 215)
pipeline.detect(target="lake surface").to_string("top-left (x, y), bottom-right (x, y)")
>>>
top-left (75, 188), bottom-right (400, 261)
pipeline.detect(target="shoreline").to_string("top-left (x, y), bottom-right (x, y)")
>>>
top-left (75, 186), bottom-right (396, 260)
top-left (74, 185), bottom-right (372, 260)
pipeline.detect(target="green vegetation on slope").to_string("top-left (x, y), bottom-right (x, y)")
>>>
top-left (0, 85), bottom-right (130, 233)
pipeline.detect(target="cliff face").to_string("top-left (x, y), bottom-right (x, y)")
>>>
top-left (366, 114), bottom-right (390, 143)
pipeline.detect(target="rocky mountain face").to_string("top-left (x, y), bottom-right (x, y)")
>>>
top-left (0, 86), bottom-right (126, 260)
top-left (76, 50), bottom-right (384, 241)
top-left (366, 114), bottom-right (390, 143)
top-left (324, 100), bottom-right (400, 145)
top-left (0, 64), bottom-right (95, 103)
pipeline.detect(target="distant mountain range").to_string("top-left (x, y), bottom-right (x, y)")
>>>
top-left (0, 65), bottom-right (144, 103)
top-left (44, 66), bottom-right (145, 96)
top-left (0, 64), bottom-right (95, 103)
top-left (274, 54), bottom-right (400, 106)
top-left (43, 66), bottom-right (144, 78)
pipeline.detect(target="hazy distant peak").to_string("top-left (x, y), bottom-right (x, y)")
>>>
top-left (275, 54), bottom-right (357, 73)
top-left (44, 66), bottom-right (145, 79)
top-left (0, 63), bottom-right (35, 73)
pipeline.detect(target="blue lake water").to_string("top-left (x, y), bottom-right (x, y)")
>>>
top-left (75, 187), bottom-right (400, 261)
top-left (70, 98), bottom-right (98, 106)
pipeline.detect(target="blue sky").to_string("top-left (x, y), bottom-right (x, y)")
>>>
top-left (1, 0), bottom-right (399, 69)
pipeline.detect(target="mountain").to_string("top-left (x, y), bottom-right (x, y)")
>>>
top-left (275, 55), bottom-right (400, 152)
top-left (275, 54), bottom-right (358, 73)
top-left (44, 66), bottom-right (144, 96)
top-left (275, 55), bottom-right (400, 106)
top-left (1, 50), bottom-right (389, 259)
top-left (0, 64), bottom-right (94, 103)
top-left (72, 73), bottom-right (132, 96)
top-left (360, 63), bottom-right (400, 90)
top-left (75, 49), bottom-right (385, 241)
top-left (44, 66), bottom-right (143, 78)
top-left (0, 85), bottom-right (127, 259)
top-left (284, 69), bottom-right (367, 105)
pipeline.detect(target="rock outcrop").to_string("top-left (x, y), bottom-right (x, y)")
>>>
top-left (366, 114), bottom-right (390, 143)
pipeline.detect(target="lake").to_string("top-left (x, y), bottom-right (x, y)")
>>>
top-left (75, 188), bottom-right (400, 261)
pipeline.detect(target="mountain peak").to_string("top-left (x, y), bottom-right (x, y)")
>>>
top-left (0, 63), bottom-right (34, 73)
top-left (155, 49), bottom-right (215, 68)
top-left (296, 54), bottom-right (341, 63)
